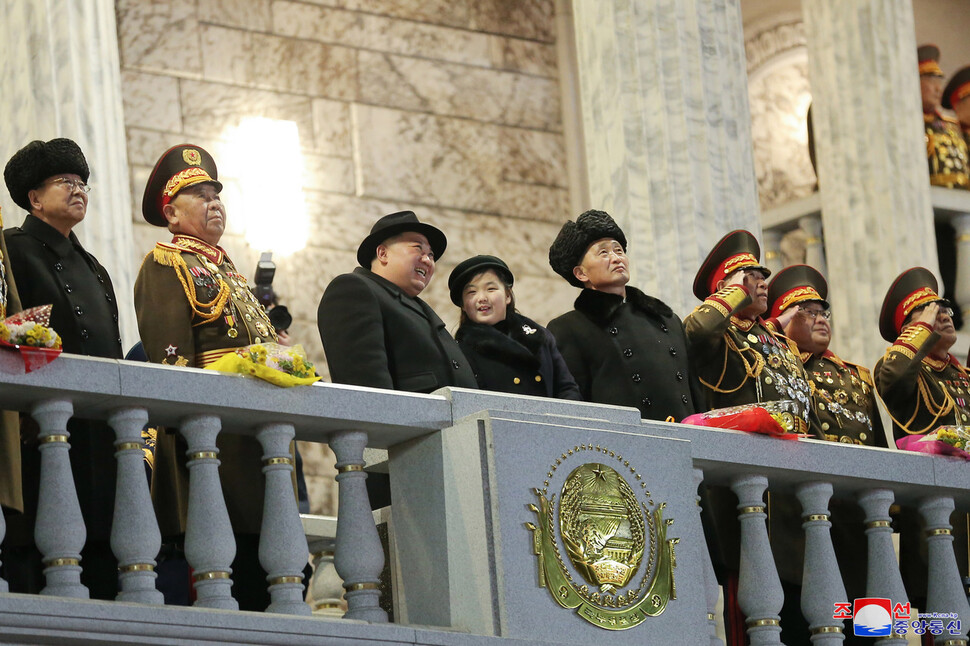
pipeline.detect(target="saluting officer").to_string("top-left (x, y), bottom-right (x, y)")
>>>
top-left (767, 265), bottom-right (887, 447)
top-left (874, 267), bottom-right (970, 440)
top-left (684, 230), bottom-right (820, 437)
top-left (134, 143), bottom-right (281, 611)
top-left (546, 210), bottom-right (699, 421)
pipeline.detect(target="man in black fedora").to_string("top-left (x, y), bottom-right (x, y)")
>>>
top-left (318, 210), bottom-right (476, 393)
top-left (2, 138), bottom-right (123, 600)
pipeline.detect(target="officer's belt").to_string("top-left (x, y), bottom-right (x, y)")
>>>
top-left (197, 348), bottom-right (238, 368)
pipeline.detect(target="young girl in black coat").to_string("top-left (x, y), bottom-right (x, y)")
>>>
top-left (448, 255), bottom-right (582, 400)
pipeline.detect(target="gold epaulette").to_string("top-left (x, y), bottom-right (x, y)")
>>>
top-left (852, 363), bottom-right (874, 387)
top-left (888, 323), bottom-right (933, 360)
top-left (152, 241), bottom-right (183, 268)
top-left (705, 284), bottom-right (748, 317)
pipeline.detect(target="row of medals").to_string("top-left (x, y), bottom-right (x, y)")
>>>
top-left (748, 332), bottom-right (812, 424)
top-left (199, 258), bottom-right (273, 342)
top-left (812, 361), bottom-right (873, 432)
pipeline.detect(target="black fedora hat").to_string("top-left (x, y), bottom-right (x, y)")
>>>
top-left (878, 267), bottom-right (947, 342)
top-left (548, 210), bottom-right (627, 288)
top-left (4, 138), bottom-right (90, 211)
top-left (142, 144), bottom-right (223, 227)
top-left (356, 211), bottom-right (447, 268)
top-left (693, 230), bottom-right (770, 300)
top-left (767, 264), bottom-right (829, 319)
top-left (447, 255), bottom-right (514, 306)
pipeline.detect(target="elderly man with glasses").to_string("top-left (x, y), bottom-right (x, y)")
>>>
top-left (2, 138), bottom-right (123, 600)
top-left (875, 267), bottom-right (970, 442)
top-left (767, 265), bottom-right (887, 447)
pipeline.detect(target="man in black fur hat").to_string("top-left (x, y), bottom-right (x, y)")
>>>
top-left (546, 209), bottom-right (700, 421)
top-left (2, 138), bottom-right (122, 599)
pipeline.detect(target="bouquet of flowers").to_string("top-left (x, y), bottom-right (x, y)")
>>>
top-left (0, 305), bottom-right (63, 372)
top-left (205, 342), bottom-right (321, 387)
top-left (681, 400), bottom-right (808, 439)
top-left (896, 426), bottom-right (970, 459)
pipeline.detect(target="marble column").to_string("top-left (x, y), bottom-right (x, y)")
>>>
top-left (0, 0), bottom-right (138, 352)
top-left (566, 0), bottom-right (760, 318)
top-left (802, 0), bottom-right (935, 367)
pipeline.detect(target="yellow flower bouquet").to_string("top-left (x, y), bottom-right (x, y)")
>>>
top-left (205, 342), bottom-right (321, 387)
top-left (0, 305), bottom-right (63, 372)
top-left (897, 425), bottom-right (970, 459)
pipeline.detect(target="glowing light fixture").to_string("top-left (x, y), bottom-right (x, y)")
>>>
top-left (222, 117), bottom-right (308, 256)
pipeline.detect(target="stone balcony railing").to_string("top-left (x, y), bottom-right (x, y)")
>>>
top-left (0, 353), bottom-right (969, 645)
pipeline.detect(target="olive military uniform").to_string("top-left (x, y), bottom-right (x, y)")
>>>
top-left (0, 210), bottom-right (22, 514)
top-left (684, 284), bottom-right (818, 436)
top-left (875, 323), bottom-right (970, 441)
top-left (805, 352), bottom-right (885, 446)
top-left (134, 233), bottom-right (278, 537)
top-left (924, 112), bottom-right (970, 188)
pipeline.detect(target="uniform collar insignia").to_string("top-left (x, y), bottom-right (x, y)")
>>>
top-left (821, 349), bottom-right (845, 368)
top-left (171, 235), bottom-right (226, 265)
top-left (730, 316), bottom-right (755, 331)
top-left (922, 353), bottom-right (953, 372)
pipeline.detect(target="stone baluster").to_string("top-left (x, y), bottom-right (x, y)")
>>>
top-left (799, 215), bottom-right (827, 277)
top-left (730, 475), bottom-right (784, 645)
top-left (181, 415), bottom-right (237, 610)
top-left (858, 489), bottom-right (907, 646)
top-left (32, 399), bottom-right (88, 599)
top-left (329, 431), bottom-right (386, 622)
top-left (256, 423), bottom-right (311, 615)
top-left (763, 229), bottom-right (784, 276)
top-left (694, 469), bottom-right (724, 646)
top-left (919, 497), bottom-right (970, 644)
top-left (796, 481), bottom-right (846, 644)
top-left (307, 538), bottom-right (344, 616)
top-left (108, 407), bottom-right (163, 604)
top-left (951, 213), bottom-right (970, 324)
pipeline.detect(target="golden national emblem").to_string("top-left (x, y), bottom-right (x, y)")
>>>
top-left (525, 444), bottom-right (678, 630)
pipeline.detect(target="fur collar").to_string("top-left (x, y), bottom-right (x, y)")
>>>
top-left (457, 312), bottom-right (544, 367)
top-left (573, 286), bottom-right (673, 325)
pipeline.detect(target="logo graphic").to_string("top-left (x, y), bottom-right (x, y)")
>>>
top-left (852, 598), bottom-right (892, 637)
top-left (525, 444), bottom-right (678, 631)
top-left (834, 599), bottom-right (962, 637)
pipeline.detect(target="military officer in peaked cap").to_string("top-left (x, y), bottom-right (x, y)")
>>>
top-left (874, 267), bottom-right (970, 441)
top-left (767, 265), bottom-right (886, 447)
top-left (546, 209), bottom-right (699, 421)
top-left (3, 138), bottom-right (123, 599)
top-left (134, 143), bottom-right (282, 610)
top-left (943, 65), bottom-right (970, 147)
top-left (920, 45), bottom-right (970, 189)
top-left (684, 230), bottom-right (821, 437)
top-left (875, 267), bottom-right (970, 610)
top-left (685, 233), bottom-right (823, 646)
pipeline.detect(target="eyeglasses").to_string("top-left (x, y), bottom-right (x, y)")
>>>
top-left (799, 309), bottom-right (832, 321)
top-left (45, 177), bottom-right (91, 194)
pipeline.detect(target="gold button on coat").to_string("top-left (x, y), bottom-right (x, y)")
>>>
top-left (513, 377), bottom-right (521, 384)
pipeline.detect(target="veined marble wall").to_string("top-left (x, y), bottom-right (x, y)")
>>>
top-left (116, 0), bottom-right (571, 514)
top-left (745, 18), bottom-right (816, 212)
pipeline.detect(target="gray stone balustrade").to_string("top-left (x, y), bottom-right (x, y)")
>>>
top-left (858, 489), bottom-right (908, 646)
top-left (108, 407), bottom-right (163, 604)
top-left (919, 496), bottom-right (970, 645)
top-left (0, 357), bottom-right (969, 645)
top-left (695, 468), bottom-right (724, 646)
top-left (796, 481), bottom-right (845, 644)
top-left (731, 474), bottom-right (784, 645)
top-left (32, 399), bottom-right (88, 599)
